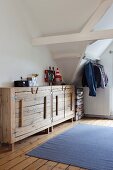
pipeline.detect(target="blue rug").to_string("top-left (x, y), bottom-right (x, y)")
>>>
top-left (27, 124), bottom-right (113, 170)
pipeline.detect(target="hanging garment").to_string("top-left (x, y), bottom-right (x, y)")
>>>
top-left (82, 67), bottom-right (88, 87)
top-left (105, 74), bottom-right (108, 86)
top-left (82, 61), bottom-right (108, 96)
top-left (95, 64), bottom-right (108, 88)
top-left (99, 65), bottom-right (106, 88)
top-left (93, 65), bottom-right (101, 88)
top-left (82, 62), bottom-right (108, 96)
top-left (84, 62), bottom-right (96, 96)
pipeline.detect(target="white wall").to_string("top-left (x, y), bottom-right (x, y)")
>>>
top-left (84, 41), bottom-right (113, 116)
top-left (0, 0), bottom-right (56, 86)
top-left (55, 57), bottom-right (80, 84)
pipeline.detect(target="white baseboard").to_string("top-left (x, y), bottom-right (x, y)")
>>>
top-left (84, 114), bottom-right (111, 119)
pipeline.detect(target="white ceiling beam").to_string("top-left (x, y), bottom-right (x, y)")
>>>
top-left (32, 29), bottom-right (113, 46)
top-left (81, 0), bottom-right (113, 32)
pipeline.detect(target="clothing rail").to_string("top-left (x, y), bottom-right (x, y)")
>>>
top-left (83, 56), bottom-right (100, 63)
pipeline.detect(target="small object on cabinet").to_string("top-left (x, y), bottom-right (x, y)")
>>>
top-left (44, 66), bottom-right (56, 85)
top-left (54, 68), bottom-right (62, 85)
top-left (48, 66), bottom-right (54, 85)
top-left (44, 70), bottom-right (49, 82)
top-left (14, 80), bottom-right (30, 87)
top-left (14, 77), bottom-right (30, 87)
top-left (27, 74), bottom-right (39, 87)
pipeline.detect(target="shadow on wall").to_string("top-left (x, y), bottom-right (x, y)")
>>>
top-left (73, 59), bottom-right (86, 87)
top-left (55, 57), bottom-right (80, 84)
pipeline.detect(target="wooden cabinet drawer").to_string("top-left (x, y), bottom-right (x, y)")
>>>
top-left (16, 113), bottom-right (49, 126)
top-left (53, 110), bottom-right (64, 121)
top-left (15, 118), bottom-right (51, 141)
top-left (14, 87), bottom-right (52, 140)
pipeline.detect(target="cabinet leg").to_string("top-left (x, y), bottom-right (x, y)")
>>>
top-left (45, 128), bottom-right (49, 134)
top-left (1, 143), bottom-right (14, 151)
top-left (49, 126), bottom-right (53, 132)
top-left (9, 143), bottom-right (14, 151)
top-left (73, 117), bottom-right (76, 121)
top-left (71, 118), bottom-right (74, 123)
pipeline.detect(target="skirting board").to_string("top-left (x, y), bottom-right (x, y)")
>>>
top-left (84, 114), bottom-right (113, 120)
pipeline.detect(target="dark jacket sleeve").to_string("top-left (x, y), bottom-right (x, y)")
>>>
top-left (82, 67), bottom-right (88, 87)
top-left (84, 62), bottom-right (96, 97)
top-left (94, 65), bottom-right (101, 88)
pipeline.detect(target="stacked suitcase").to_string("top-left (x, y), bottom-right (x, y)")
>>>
top-left (76, 88), bottom-right (84, 120)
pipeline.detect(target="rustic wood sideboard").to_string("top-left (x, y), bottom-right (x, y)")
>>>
top-left (0, 85), bottom-right (75, 149)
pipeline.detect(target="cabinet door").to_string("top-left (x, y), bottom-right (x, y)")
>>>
top-left (52, 86), bottom-right (65, 123)
top-left (64, 86), bottom-right (75, 118)
top-left (14, 87), bottom-right (51, 141)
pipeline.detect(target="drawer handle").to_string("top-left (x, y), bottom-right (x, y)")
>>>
top-left (31, 88), bottom-right (34, 94)
top-left (31, 87), bottom-right (38, 94)
top-left (36, 87), bottom-right (38, 94)
top-left (44, 97), bottom-right (46, 119)
top-left (70, 93), bottom-right (73, 111)
top-left (56, 96), bottom-right (58, 116)
top-left (19, 99), bottom-right (24, 127)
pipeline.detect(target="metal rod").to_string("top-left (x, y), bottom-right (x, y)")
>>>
top-left (83, 57), bottom-right (100, 62)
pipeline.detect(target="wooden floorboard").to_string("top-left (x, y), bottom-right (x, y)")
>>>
top-left (0, 155), bottom-right (29, 170)
top-left (10, 157), bottom-right (38, 170)
top-left (24, 159), bottom-right (48, 170)
top-left (67, 166), bottom-right (81, 170)
top-left (1, 118), bottom-right (113, 170)
top-left (38, 161), bottom-right (58, 170)
top-left (52, 163), bottom-right (69, 170)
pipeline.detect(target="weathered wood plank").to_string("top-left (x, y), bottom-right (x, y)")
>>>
top-left (15, 119), bottom-right (51, 137)
top-left (15, 96), bottom-right (51, 109)
top-left (0, 88), bottom-right (15, 144)
top-left (38, 161), bottom-right (58, 170)
top-left (10, 157), bottom-right (38, 170)
top-left (67, 166), bottom-right (80, 170)
top-left (24, 159), bottom-right (48, 170)
top-left (15, 86), bottom-right (51, 93)
top-left (0, 154), bottom-right (29, 170)
top-left (52, 163), bottom-right (69, 170)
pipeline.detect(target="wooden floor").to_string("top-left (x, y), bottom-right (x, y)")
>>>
top-left (1, 118), bottom-right (113, 170)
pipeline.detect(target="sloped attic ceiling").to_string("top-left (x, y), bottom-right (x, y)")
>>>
top-left (24, 0), bottom-right (102, 36)
top-left (23, 0), bottom-right (112, 84)
top-left (75, 3), bottom-right (113, 85)
top-left (85, 3), bottom-right (113, 60)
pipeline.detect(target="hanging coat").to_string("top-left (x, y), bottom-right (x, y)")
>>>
top-left (82, 61), bottom-right (108, 96)
top-left (83, 62), bottom-right (96, 96)
top-left (82, 67), bottom-right (88, 87)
